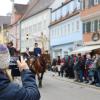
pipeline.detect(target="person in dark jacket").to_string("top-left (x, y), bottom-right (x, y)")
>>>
top-left (7, 41), bottom-right (17, 56)
top-left (33, 43), bottom-right (41, 57)
top-left (0, 44), bottom-right (40, 100)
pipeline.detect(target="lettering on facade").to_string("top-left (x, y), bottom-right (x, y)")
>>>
top-left (92, 32), bottom-right (100, 41)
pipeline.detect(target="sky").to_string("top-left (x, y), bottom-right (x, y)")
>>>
top-left (0, 0), bottom-right (29, 16)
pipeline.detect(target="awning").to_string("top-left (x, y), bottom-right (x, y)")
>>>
top-left (71, 45), bottom-right (100, 54)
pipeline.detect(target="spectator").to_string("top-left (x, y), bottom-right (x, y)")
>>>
top-left (73, 55), bottom-right (79, 81)
top-left (51, 58), bottom-right (57, 72)
top-left (85, 54), bottom-right (92, 83)
top-left (0, 44), bottom-right (40, 100)
top-left (57, 56), bottom-right (61, 76)
top-left (7, 41), bottom-right (17, 56)
top-left (78, 55), bottom-right (85, 82)
top-left (95, 54), bottom-right (100, 87)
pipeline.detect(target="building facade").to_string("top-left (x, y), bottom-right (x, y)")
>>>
top-left (8, 3), bottom-right (27, 50)
top-left (20, 0), bottom-right (55, 53)
top-left (0, 16), bottom-right (11, 44)
top-left (80, 0), bottom-right (100, 45)
top-left (50, 0), bottom-right (83, 58)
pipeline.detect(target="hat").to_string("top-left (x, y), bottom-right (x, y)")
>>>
top-left (0, 44), bottom-right (10, 69)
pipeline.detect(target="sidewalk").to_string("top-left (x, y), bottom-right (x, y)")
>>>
top-left (49, 71), bottom-right (100, 90)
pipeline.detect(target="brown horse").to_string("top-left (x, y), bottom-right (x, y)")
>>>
top-left (27, 54), bottom-right (47, 88)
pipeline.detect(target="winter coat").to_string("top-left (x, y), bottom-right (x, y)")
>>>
top-left (33, 48), bottom-right (41, 57)
top-left (0, 69), bottom-right (40, 100)
top-left (8, 46), bottom-right (16, 56)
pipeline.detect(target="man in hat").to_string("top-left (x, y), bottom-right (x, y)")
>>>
top-left (0, 44), bottom-right (40, 100)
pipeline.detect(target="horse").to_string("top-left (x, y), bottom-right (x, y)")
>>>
top-left (27, 54), bottom-right (47, 88)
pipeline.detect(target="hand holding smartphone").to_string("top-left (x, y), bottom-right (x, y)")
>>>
top-left (17, 56), bottom-right (29, 72)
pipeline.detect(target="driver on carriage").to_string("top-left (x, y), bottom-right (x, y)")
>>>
top-left (33, 43), bottom-right (42, 57)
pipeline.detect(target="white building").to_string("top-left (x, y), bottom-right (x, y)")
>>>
top-left (49, 0), bottom-right (83, 58)
top-left (20, 0), bottom-right (55, 53)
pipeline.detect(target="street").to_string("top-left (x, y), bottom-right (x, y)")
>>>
top-left (40, 72), bottom-right (100, 100)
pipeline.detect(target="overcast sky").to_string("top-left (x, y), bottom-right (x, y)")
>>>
top-left (0, 0), bottom-right (29, 16)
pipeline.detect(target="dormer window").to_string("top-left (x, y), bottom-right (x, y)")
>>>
top-left (62, 5), bottom-right (68, 17)
top-left (51, 11), bottom-right (56, 22)
top-left (56, 8), bottom-right (61, 20)
top-left (69, 1), bottom-right (74, 14)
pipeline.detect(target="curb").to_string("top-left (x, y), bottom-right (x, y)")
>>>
top-left (54, 76), bottom-right (100, 90)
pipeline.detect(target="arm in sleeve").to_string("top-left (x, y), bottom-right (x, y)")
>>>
top-left (16, 69), bottom-right (40, 100)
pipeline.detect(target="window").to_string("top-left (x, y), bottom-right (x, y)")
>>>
top-left (69, 1), bottom-right (74, 14)
top-left (86, 22), bottom-right (91, 32)
top-left (99, 20), bottom-right (100, 31)
top-left (59, 26), bottom-right (62, 36)
top-left (29, 26), bottom-right (32, 33)
top-left (62, 5), bottom-right (68, 17)
top-left (55, 28), bottom-right (57, 38)
top-left (72, 22), bottom-right (74, 32)
top-left (82, 0), bottom-right (85, 10)
top-left (89, 0), bottom-right (94, 8)
top-left (91, 21), bottom-right (94, 32)
top-left (43, 20), bottom-right (46, 29)
top-left (76, 21), bottom-right (80, 31)
top-left (98, 0), bottom-right (100, 3)
top-left (94, 20), bottom-right (98, 32)
top-left (76, 0), bottom-right (80, 10)
top-left (52, 12), bottom-right (56, 22)
top-left (34, 24), bottom-right (37, 33)
top-left (94, 0), bottom-right (99, 5)
top-left (64, 24), bottom-right (66, 35)
top-left (57, 26), bottom-right (60, 36)
top-left (37, 22), bottom-right (41, 31)
top-left (62, 24), bottom-right (66, 36)
top-left (83, 23), bottom-right (86, 33)
top-left (51, 29), bottom-right (54, 38)
top-left (68, 24), bottom-right (70, 33)
top-left (33, 24), bottom-right (35, 33)
top-left (56, 9), bottom-right (61, 20)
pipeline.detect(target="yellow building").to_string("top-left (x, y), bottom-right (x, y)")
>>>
top-left (0, 34), bottom-right (4, 43)
top-left (0, 16), bottom-right (11, 44)
top-left (0, 32), bottom-right (8, 44)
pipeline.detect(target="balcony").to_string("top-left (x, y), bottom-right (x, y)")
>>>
top-left (80, 4), bottom-right (100, 20)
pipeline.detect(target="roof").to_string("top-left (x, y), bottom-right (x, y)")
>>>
top-left (14, 3), bottom-right (28, 15)
top-left (22, 0), bottom-right (55, 20)
top-left (0, 16), bottom-right (11, 27)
